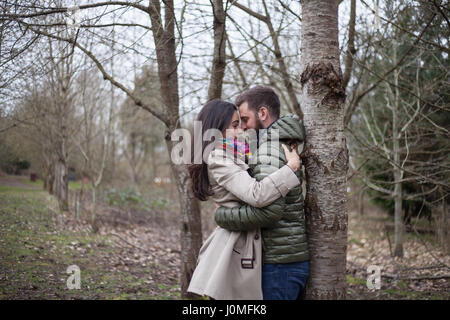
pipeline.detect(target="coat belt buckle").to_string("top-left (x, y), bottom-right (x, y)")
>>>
top-left (241, 258), bottom-right (254, 269)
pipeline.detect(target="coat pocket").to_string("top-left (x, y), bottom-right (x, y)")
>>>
top-left (232, 231), bottom-right (247, 254)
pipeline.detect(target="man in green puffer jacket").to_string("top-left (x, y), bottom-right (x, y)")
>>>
top-left (215, 86), bottom-right (310, 300)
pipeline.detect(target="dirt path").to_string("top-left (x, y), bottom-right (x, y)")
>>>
top-left (0, 175), bottom-right (41, 189)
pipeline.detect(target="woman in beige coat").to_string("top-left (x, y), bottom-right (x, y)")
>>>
top-left (187, 99), bottom-right (300, 300)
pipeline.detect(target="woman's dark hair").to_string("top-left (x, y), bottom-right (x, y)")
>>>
top-left (188, 99), bottom-right (237, 201)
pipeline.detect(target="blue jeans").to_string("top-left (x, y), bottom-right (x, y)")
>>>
top-left (262, 261), bottom-right (310, 300)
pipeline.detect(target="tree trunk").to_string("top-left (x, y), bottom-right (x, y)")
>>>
top-left (54, 121), bottom-right (69, 212)
top-left (54, 158), bottom-right (69, 211)
top-left (165, 137), bottom-right (202, 298)
top-left (91, 186), bottom-right (99, 233)
top-left (392, 47), bottom-right (404, 258)
top-left (300, 0), bottom-right (348, 299)
top-left (342, 0), bottom-right (356, 90)
top-left (392, 116), bottom-right (404, 257)
top-left (43, 160), bottom-right (54, 195)
top-left (45, 172), bottom-right (54, 195)
top-left (358, 187), bottom-right (366, 216)
top-left (148, 0), bottom-right (203, 298)
top-left (129, 132), bottom-right (139, 186)
top-left (208, 0), bottom-right (226, 101)
top-left (150, 144), bottom-right (158, 181)
top-left (110, 133), bottom-right (116, 183)
top-left (436, 187), bottom-right (449, 254)
top-left (393, 181), bottom-right (404, 257)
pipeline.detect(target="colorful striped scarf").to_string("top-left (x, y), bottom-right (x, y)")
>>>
top-left (222, 137), bottom-right (252, 158)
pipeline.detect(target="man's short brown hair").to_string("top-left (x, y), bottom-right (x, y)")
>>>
top-left (235, 85), bottom-right (280, 119)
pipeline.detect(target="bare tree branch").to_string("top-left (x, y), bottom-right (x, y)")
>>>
top-left (342, 0), bottom-right (356, 90)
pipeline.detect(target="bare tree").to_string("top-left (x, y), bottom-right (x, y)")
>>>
top-left (47, 37), bottom-right (77, 211)
top-left (299, 0), bottom-right (348, 299)
top-left (346, 0), bottom-right (449, 257)
top-left (0, 0), bottom-right (203, 296)
top-left (74, 55), bottom-right (116, 231)
top-left (230, 0), bottom-right (303, 117)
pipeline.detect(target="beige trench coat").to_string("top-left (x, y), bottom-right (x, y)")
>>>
top-left (187, 147), bottom-right (300, 300)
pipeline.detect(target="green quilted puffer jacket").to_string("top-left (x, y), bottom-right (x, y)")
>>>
top-left (215, 114), bottom-right (310, 264)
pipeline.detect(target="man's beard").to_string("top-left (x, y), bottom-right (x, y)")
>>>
top-left (254, 114), bottom-right (264, 134)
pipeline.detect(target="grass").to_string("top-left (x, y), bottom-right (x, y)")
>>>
top-left (25, 179), bottom-right (90, 190)
top-left (346, 275), bottom-right (367, 286)
top-left (405, 229), bottom-right (437, 246)
top-left (67, 181), bottom-right (90, 190)
top-left (349, 238), bottom-right (363, 246)
top-left (0, 185), bottom-right (43, 193)
top-left (382, 288), bottom-right (445, 300)
top-left (0, 190), bottom-right (177, 300)
top-left (0, 192), bottom-right (105, 298)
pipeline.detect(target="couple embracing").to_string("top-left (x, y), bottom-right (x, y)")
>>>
top-left (187, 86), bottom-right (310, 300)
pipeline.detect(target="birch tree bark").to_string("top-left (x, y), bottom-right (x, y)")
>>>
top-left (299, 0), bottom-right (349, 299)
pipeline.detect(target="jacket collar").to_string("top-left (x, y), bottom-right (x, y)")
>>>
top-left (257, 119), bottom-right (276, 145)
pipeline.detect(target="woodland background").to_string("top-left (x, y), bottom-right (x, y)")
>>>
top-left (0, 0), bottom-right (448, 299)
